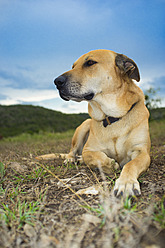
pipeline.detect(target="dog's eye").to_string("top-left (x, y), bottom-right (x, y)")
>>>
top-left (84, 60), bottom-right (98, 67)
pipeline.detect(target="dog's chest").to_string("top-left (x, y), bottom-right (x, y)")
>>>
top-left (104, 135), bottom-right (128, 163)
top-left (95, 122), bottom-right (131, 163)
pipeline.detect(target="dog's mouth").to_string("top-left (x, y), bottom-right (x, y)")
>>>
top-left (59, 92), bottom-right (70, 101)
top-left (84, 93), bottom-right (95, 100)
top-left (59, 91), bottom-right (94, 102)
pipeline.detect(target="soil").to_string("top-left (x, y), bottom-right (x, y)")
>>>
top-left (0, 135), bottom-right (165, 248)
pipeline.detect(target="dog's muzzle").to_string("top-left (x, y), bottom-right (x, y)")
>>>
top-left (54, 75), bottom-right (94, 101)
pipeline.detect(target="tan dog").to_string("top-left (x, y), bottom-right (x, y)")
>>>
top-left (37, 49), bottom-right (151, 197)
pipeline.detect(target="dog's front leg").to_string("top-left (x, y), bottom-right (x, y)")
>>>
top-left (113, 148), bottom-right (150, 197)
top-left (63, 119), bottom-right (91, 164)
top-left (82, 150), bottom-right (120, 174)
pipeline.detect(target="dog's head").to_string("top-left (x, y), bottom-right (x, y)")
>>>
top-left (54, 50), bottom-right (140, 104)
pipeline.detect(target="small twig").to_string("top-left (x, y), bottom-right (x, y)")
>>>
top-left (86, 164), bottom-right (102, 186)
top-left (65, 172), bottom-right (87, 184)
top-left (38, 162), bottom-right (91, 208)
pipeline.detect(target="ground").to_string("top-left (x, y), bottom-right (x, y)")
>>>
top-left (0, 121), bottom-right (165, 248)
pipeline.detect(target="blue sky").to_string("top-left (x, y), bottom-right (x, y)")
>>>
top-left (0, 0), bottom-right (165, 113)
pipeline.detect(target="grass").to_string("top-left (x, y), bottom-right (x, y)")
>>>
top-left (123, 196), bottom-right (138, 211)
top-left (0, 162), bottom-right (5, 181)
top-left (12, 166), bottom-right (48, 184)
top-left (149, 119), bottom-right (165, 143)
top-left (0, 185), bottom-right (5, 197)
top-left (153, 197), bottom-right (165, 228)
top-left (0, 118), bottom-right (164, 145)
top-left (83, 204), bottom-right (107, 227)
top-left (0, 200), bottom-right (40, 228)
top-left (0, 118), bottom-right (164, 247)
top-left (1, 130), bottom-right (74, 144)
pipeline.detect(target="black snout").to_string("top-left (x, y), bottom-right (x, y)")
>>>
top-left (54, 75), bottom-right (66, 89)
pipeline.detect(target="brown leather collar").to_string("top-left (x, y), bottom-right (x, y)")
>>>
top-left (103, 102), bottom-right (137, 127)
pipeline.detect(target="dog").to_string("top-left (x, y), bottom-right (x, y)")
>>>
top-left (36, 49), bottom-right (151, 197)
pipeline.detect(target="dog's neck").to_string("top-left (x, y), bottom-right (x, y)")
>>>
top-left (88, 82), bottom-right (143, 123)
top-left (88, 100), bottom-right (138, 126)
top-left (102, 102), bottom-right (137, 127)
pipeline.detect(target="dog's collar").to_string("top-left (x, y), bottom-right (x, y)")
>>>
top-left (103, 102), bottom-right (137, 127)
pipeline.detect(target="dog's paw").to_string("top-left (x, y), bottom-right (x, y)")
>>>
top-left (111, 159), bottom-right (120, 170)
top-left (113, 177), bottom-right (141, 197)
top-left (64, 155), bottom-right (83, 165)
top-left (100, 158), bottom-right (120, 174)
top-left (63, 157), bottom-right (75, 165)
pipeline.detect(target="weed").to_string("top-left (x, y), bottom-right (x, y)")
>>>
top-left (62, 160), bottom-right (79, 169)
top-left (93, 204), bottom-right (106, 227)
top-left (0, 204), bottom-right (17, 225)
top-left (33, 166), bottom-right (47, 179)
top-left (83, 204), bottom-right (106, 227)
top-left (0, 185), bottom-right (5, 196)
top-left (18, 201), bottom-right (40, 228)
top-left (0, 162), bottom-right (5, 182)
top-left (153, 197), bottom-right (165, 228)
top-left (34, 185), bottom-right (48, 202)
top-left (8, 185), bottom-right (21, 199)
top-left (106, 172), bottom-right (120, 186)
top-left (123, 196), bottom-right (137, 212)
top-left (113, 227), bottom-right (120, 243)
top-left (106, 176), bottom-right (116, 186)
top-left (138, 172), bottom-right (148, 183)
top-left (11, 166), bottom-right (48, 184)
top-left (0, 200), bottom-right (40, 228)
top-left (12, 173), bottom-right (26, 184)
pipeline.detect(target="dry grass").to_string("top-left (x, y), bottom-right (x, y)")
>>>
top-left (0, 122), bottom-right (165, 248)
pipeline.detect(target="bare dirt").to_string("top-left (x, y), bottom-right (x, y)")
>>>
top-left (0, 134), bottom-right (165, 248)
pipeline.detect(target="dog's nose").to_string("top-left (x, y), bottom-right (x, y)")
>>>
top-left (54, 75), bottom-right (66, 88)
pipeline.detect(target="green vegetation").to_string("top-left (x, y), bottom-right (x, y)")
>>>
top-left (149, 119), bottom-right (165, 144)
top-left (0, 104), bottom-right (89, 138)
top-left (145, 87), bottom-right (161, 110)
top-left (1, 200), bottom-right (40, 228)
top-left (0, 114), bottom-right (164, 247)
top-left (153, 197), bottom-right (165, 228)
top-left (2, 130), bottom-right (74, 144)
top-left (11, 167), bottom-right (48, 185)
top-left (0, 162), bottom-right (5, 181)
top-left (0, 101), bottom-right (164, 247)
top-left (0, 104), bottom-right (165, 140)
top-left (123, 196), bottom-right (137, 211)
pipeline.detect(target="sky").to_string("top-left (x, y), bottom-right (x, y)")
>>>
top-left (0, 0), bottom-right (165, 113)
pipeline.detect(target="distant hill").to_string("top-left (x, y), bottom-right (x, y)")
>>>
top-left (0, 105), bottom-right (89, 138)
top-left (0, 104), bottom-right (164, 138)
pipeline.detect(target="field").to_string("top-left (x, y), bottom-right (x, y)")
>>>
top-left (0, 120), bottom-right (165, 248)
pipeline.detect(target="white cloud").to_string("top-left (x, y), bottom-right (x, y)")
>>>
top-left (59, 101), bottom-right (88, 113)
top-left (0, 87), bottom-right (58, 105)
top-left (0, 86), bottom-right (88, 113)
top-left (37, 99), bottom-right (88, 113)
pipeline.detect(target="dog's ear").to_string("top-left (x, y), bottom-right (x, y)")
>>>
top-left (115, 53), bottom-right (140, 82)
